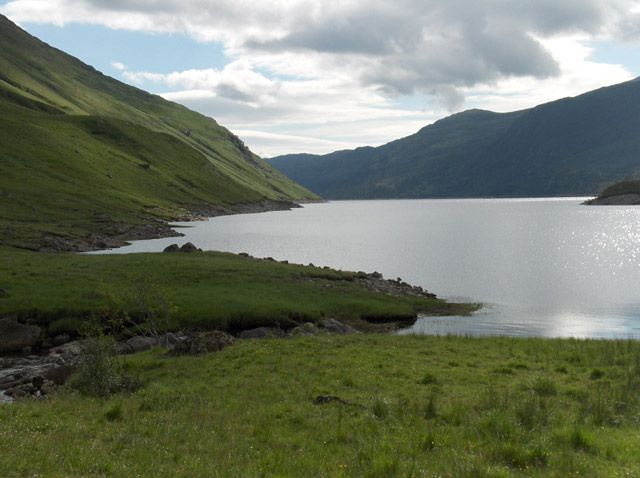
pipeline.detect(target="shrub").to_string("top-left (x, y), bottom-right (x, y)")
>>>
top-left (70, 335), bottom-right (141, 398)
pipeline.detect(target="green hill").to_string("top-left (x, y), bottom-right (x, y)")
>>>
top-left (0, 14), bottom-right (318, 250)
top-left (269, 78), bottom-right (640, 198)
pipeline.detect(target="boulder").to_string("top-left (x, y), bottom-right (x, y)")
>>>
top-left (40, 379), bottom-right (56, 395)
top-left (51, 333), bottom-right (71, 347)
top-left (163, 243), bottom-right (180, 253)
top-left (320, 318), bottom-right (359, 335)
top-left (288, 322), bottom-right (323, 337)
top-left (50, 340), bottom-right (83, 359)
top-left (44, 365), bottom-right (76, 386)
top-left (179, 242), bottom-right (200, 253)
top-left (238, 327), bottom-right (285, 340)
top-left (156, 332), bottom-right (185, 349)
top-left (172, 331), bottom-right (235, 355)
top-left (0, 318), bottom-right (41, 353)
top-left (118, 336), bottom-right (158, 354)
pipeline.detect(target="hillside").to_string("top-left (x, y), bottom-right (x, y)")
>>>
top-left (584, 179), bottom-right (640, 205)
top-left (0, 14), bottom-right (318, 250)
top-left (269, 78), bottom-right (640, 199)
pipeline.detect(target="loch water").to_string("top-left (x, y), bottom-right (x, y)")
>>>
top-left (98, 198), bottom-right (640, 338)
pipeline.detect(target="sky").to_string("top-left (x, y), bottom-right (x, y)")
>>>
top-left (1, 1), bottom-right (640, 158)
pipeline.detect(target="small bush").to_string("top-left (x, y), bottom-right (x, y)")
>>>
top-left (71, 335), bottom-right (141, 398)
top-left (590, 369), bottom-right (605, 380)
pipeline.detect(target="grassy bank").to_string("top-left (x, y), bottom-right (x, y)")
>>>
top-left (1, 335), bottom-right (639, 476)
top-left (0, 247), bottom-right (468, 335)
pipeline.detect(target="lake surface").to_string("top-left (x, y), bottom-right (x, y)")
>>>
top-left (99, 198), bottom-right (640, 338)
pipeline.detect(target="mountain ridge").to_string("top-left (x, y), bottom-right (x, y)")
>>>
top-left (269, 78), bottom-right (640, 199)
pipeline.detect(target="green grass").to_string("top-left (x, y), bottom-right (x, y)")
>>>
top-left (0, 15), bottom-right (318, 249)
top-left (1, 335), bottom-right (639, 476)
top-left (0, 247), bottom-right (467, 335)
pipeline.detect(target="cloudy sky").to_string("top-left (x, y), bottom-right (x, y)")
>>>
top-left (2, 1), bottom-right (640, 157)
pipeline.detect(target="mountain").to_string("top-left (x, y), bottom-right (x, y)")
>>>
top-left (0, 14), bottom-right (318, 250)
top-left (269, 78), bottom-right (640, 199)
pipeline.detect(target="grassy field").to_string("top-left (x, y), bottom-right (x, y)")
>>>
top-left (0, 247), bottom-right (467, 336)
top-left (1, 335), bottom-right (639, 477)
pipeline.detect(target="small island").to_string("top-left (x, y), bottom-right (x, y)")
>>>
top-left (584, 180), bottom-right (640, 205)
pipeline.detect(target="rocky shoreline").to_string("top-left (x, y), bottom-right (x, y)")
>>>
top-left (35, 199), bottom-right (306, 253)
top-left (0, 261), bottom-right (445, 403)
top-left (0, 317), bottom-right (364, 403)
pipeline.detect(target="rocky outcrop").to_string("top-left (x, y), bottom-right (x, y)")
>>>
top-left (179, 242), bottom-right (201, 253)
top-left (238, 327), bottom-right (285, 339)
top-left (115, 333), bottom-right (188, 354)
top-left (162, 242), bottom-right (202, 253)
top-left (0, 318), bottom-right (42, 353)
top-left (319, 318), bottom-right (359, 335)
top-left (116, 336), bottom-right (158, 354)
top-left (354, 273), bottom-right (436, 299)
top-left (0, 340), bottom-right (83, 400)
top-left (288, 322), bottom-right (324, 336)
top-left (171, 331), bottom-right (235, 355)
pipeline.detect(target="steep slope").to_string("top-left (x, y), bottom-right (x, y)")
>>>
top-left (270, 78), bottom-right (640, 198)
top-left (0, 14), bottom-right (318, 250)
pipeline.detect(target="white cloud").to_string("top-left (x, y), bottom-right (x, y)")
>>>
top-left (2, 0), bottom-right (639, 155)
top-left (111, 61), bottom-right (126, 71)
top-left (463, 35), bottom-right (634, 112)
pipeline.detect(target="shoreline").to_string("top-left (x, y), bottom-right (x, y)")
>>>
top-left (34, 199), bottom-right (312, 253)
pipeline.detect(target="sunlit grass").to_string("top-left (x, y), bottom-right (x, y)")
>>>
top-left (1, 335), bottom-right (639, 477)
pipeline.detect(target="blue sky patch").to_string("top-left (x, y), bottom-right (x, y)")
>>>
top-left (19, 22), bottom-right (228, 93)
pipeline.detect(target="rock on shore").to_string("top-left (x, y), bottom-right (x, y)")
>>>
top-left (0, 318), bottom-right (42, 353)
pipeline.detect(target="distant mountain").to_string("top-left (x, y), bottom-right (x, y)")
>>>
top-left (269, 78), bottom-right (640, 199)
top-left (0, 14), bottom-right (318, 250)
